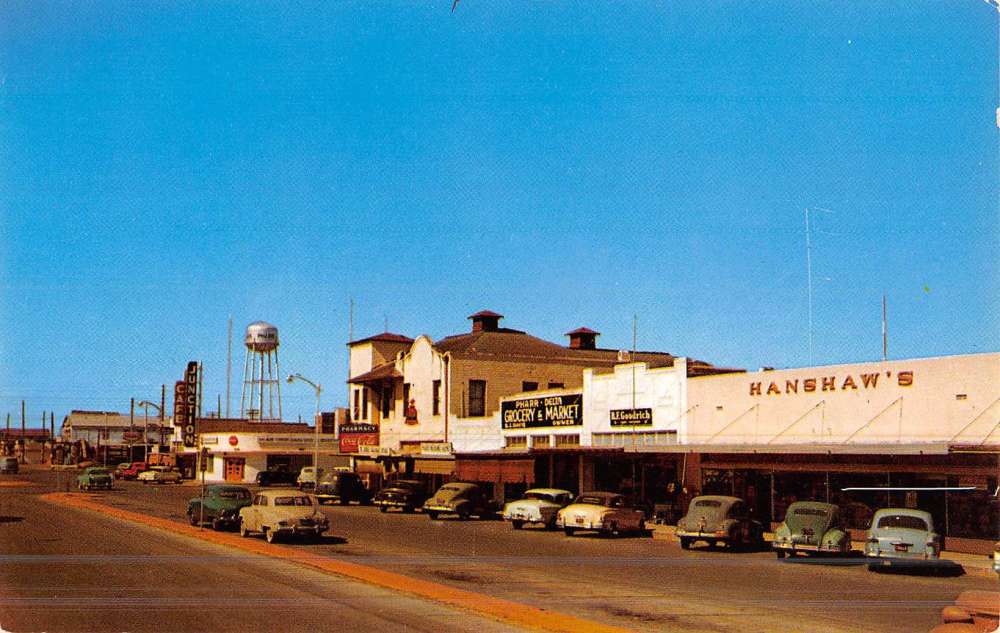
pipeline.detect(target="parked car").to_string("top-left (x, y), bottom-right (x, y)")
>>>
top-left (931, 590), bottom-right (999, 633)
top-left (113, 462), bottom-right (132, 479)
top-left (296, 466), bottom-right (325, 490)
top-left (120, 462), bottom-right (149, 480)
top-left (675, 495), bottom-right (765, 550)
top-left (993, 542), bottom-right (999, 579)
top-left (138, 466), bottom-right (182, 485)
top-left (373, 479), bottom-right (429, 513)
top-left (77, 467), bottom-right (113, 491)
top-left (0, 456), bottom-right (18, 475)
top-left (238, 490), bottom-right (329, 543)
top-left (773, 501), bottom-right (850, 558)
top-left (187, 485), bottom-right (253, 530)
top-left (556, 491), bottom-right (647, 537)
top-left (314, 471), bottom-right (373, 505)
top-left (255, 466), bottom-right (299, 486)
top-left (502, 488), bottom-right (573, 530)
top-left (423, 482), bottom-right (498, 520)
top-left (864, 508), bottom-right (939, 570)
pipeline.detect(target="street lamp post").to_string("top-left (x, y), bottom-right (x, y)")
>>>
top-left (137, 401), bottom-right (163, 462)
top-left (287, 373), bottom-right (322, 483)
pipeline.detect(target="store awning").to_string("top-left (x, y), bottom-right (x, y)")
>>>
top-left (635, 442), bottom-right (952, 456)
top-left (348, 362), bottom-right (402, 385)
top-left (456, 458), bottom-right (534, 483)
top-left (354, 459), bottom-right (384, 475)
top-left (412, 457), bottom-right (455, 476)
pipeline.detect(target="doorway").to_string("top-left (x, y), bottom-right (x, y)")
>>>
top-left (224, 457), bottom-right (245, 482)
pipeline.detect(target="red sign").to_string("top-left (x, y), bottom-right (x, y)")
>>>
top-left (228, 435), bottom-right (239, 447)
top-left (339, 433), bottom-right (378, 454)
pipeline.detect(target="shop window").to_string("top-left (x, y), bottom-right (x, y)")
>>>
top-left (362, 388), bottom-right (369, 420)
top-left (531, 435), bottom-right (550, 448)
top-left (554, 434), bottom-right (580, 447)
top-left (353, 389), bottom-right (360, 421)
top-left (547, 382), bottom-right (564, 389)
top-left (468, 380), bottom-right (486, 417)
top-left (432, 380), bottom-right (441, 415)
top-left (522, 381), bottom-right (538, 392)
top-left (505, 436), bottom-right (527, 449)
top-left (381, 385), bottom-right (392, 418)
top-left (403, 383), bottom-right (411, 412)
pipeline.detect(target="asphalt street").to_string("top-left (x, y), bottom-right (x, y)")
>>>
top-left (3, 469), bottom-right (995, 632)
top-left (0, 471), bottom-right (525, 633)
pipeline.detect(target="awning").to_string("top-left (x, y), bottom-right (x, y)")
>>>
top-left (412, 458), bottom-right (455, 476)
top-left (635, 442), bottom-right (952, 456)
top-left (354, 459), bottom-right (384, 475)
top-left (348, 362), bottom-right (402, 385)
top-left (456, 458), bottom-right (534, 484)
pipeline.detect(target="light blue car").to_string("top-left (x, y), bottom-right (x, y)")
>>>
top-left (864, 508), bottom-right (939, 570)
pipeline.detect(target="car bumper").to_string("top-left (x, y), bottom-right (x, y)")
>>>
top-left (424, 505), bottom-right (457, 514)
top-left (375, 499), bottom-right (414, 508)
top-left (556, 518), bottom-right (608, 530)
top-left (675, 529), bottom-right (729, 540)
top-left (504, 512), bottom-right (543, 523)
top-left (273, 525), bottom-right (327, 535)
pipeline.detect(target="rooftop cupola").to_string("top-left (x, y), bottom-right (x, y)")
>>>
top-left (566, 327), bottom-right (599, 350)
top-left (468, 310), bottom-right (504, 333)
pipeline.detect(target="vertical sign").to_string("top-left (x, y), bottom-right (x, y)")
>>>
top-left (175, 361), bottom-right (200, 447)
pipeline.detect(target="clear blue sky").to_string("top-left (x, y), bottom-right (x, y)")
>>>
top-left (1, 1), bottom-right (997, 427)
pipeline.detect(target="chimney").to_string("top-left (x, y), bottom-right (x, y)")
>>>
top-left (566, 327), bottom-right (599, 350)
top-left (468, 310), bottom-right (503, 333)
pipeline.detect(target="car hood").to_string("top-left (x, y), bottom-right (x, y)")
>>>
top-left (559, 503), bottom-right (610, 519)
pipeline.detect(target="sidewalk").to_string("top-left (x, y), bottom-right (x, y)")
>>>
top-left (650, 524), bottom-right (998, 580)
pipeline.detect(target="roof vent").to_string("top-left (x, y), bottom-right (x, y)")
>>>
top-left (566, 327), bottom-right (600, 350)
top-left (468, 310), bottom-right (503, 333)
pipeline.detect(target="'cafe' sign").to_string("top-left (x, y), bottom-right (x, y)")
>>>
top-left (749, 369), bottom-right (914, 397)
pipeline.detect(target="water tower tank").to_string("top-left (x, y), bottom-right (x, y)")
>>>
top-left (245, 321), bottom-right (279, 352)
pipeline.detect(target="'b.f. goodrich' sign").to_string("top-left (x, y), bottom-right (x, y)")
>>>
top-left (501, 394), bottom-right (583, 430)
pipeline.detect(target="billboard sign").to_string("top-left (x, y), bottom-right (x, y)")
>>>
top-left (339, 422), bottom-right (378, 454)
top-left (501, 393), bottom-right (583, 430)
top-left (175, 361), bottom-right (200, 447)
top-left (609, 408), bottom-right (653, 426)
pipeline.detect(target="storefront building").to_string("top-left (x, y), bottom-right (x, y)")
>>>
top-left (682, 352), bottom-right (1000, 553)
top-left (346, 311), bottom-right (678, 483)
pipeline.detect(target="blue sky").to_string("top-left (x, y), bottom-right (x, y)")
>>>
top-left (1, 1), bottom-right (997, 426)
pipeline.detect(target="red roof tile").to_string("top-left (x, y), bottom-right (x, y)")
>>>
top-left (348, 332), bottom-right (414, 346)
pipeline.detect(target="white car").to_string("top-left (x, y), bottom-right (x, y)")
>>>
top-left (502, 488), bottom-right (573, 530)
top-left (556, 492), bottom-right (647, 537)
top-left (296, 466), bottom-right (325, 490)
top-left (137, 466), bottom-right (182, 485)
top-left (239, 490), bottom-right (329, 543)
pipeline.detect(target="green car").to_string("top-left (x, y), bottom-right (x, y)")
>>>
top-left (77, 467), bottom-right (113, 491)
top-left (187, 485), bottom-right (253, 530)
top-left (773, 501), bottom-right (850, 558)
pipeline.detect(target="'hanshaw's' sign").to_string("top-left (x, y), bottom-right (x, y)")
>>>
top-left (502, 394), bottom-right (583, 430)
top-left (610, 408), bottom-right (653, 426)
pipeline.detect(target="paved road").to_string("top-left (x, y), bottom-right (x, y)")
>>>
top-left (0, 471), bottom-right (524, 633)
top-left (5, 469), bottom-right (995, 632)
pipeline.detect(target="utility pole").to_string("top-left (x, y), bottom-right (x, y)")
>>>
top-left (160, 384), bottom-right (166, 421)
top-left (226, 316), bottom-right (233, 418)
top-left (882, 294), bottom-right (888, 361)
top-left (805, 208), bottom-right (814, 365)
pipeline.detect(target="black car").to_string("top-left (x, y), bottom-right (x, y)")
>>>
top-left (314, 471), bottom-right (373, 505)
top-left (255, 466), bottom-right (298, 486)
top-left (373, 479), bottom-right (429, 513)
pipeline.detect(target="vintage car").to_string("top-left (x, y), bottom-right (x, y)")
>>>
top-left (255, 466), bottom-right (298, 486)
top-left (993, 542), bottom-right (1000, 579)
top-left (0, 456), bottom-right (18, 475)
top-left (773, 501), bottom-right (850, 558)
top-left (675, 495), bottom-right (765, 550)
top-left (314, 471), bottom-right (373, 505)
top-left (120, 462), bottom-right (149, 480)
top-left (931, 590), bottom-right (999, 633)
top-left (423, 482), bottom-right (497, 520)
top-left (187, 485), bottom-right (253, 530)
top-left (556, 492), bottom-right (647, 537)
top-left (296, 466), bottom-right (325, 490)
top-left (864, 507), bottom-right (939, 569)
top-left (138, 466), bottom-right (182, 485)
top-left (113, 462), bottom-right (132, 479)
top-left (502, 488), bottom-right (573, 530)
top-left (373, 479), bottom-right (429, 513)
top-left (238, 490), bottom-right (329, 543)
top-left (77, 467), bottom-right (113, 491)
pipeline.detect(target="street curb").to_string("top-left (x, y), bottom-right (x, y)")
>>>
top-left (650, 526), bottom-right (997, 580)
top-left (39, 492), bottom-right (633, 633)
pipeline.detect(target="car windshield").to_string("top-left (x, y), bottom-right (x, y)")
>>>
top-left (273, 496), bottom-right (313, 506)
top-left (439, 485), bottom-right (465, 493)
top-left (218, 488), bottom-right (250, 499)
top-left (576, 495), bottom-right (611, 506)
top-left (387, 481), bottom-right (420, 491)
top-left (524, 492), bottom-right (556, 502)
top-left (89, 469), bottom-right (111, 476)
top-left (877, 514), bottom-right (928, 531)
top-left (694, 499), bottom-right (722, 508)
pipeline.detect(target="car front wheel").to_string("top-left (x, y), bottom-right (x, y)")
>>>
top-left (188, 510), bottom-right (198, 526)
top-left (775, 550), bottom-right (786, 559)
top-left (239, 520), bottom-right (250, 538)
top-left (379, 506), bottom-right (388, 513)
top-left (564, 527), bottom-right (575, 537)
top-left (680, 537), bottom-right (691, 550)
top-left (427, 511), bottom-right (438, 520)
top-left (264, 528), bottom-right (277, 543)
top-left (511, 520), bottom-right (524, 530)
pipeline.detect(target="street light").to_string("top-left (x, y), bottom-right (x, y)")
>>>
top-left (136, 400), bottom-right (163, 462)
top-left (286, 373), bottom-right (322, 484)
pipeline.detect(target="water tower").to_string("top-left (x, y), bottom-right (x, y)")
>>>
top-left (240, 321), bottom-right (282, 421)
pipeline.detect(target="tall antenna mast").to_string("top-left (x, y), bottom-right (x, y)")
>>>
top-left (882, 294), bottom-right (888, 361)
top-left (226, 316), bottom-right (233, 418)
